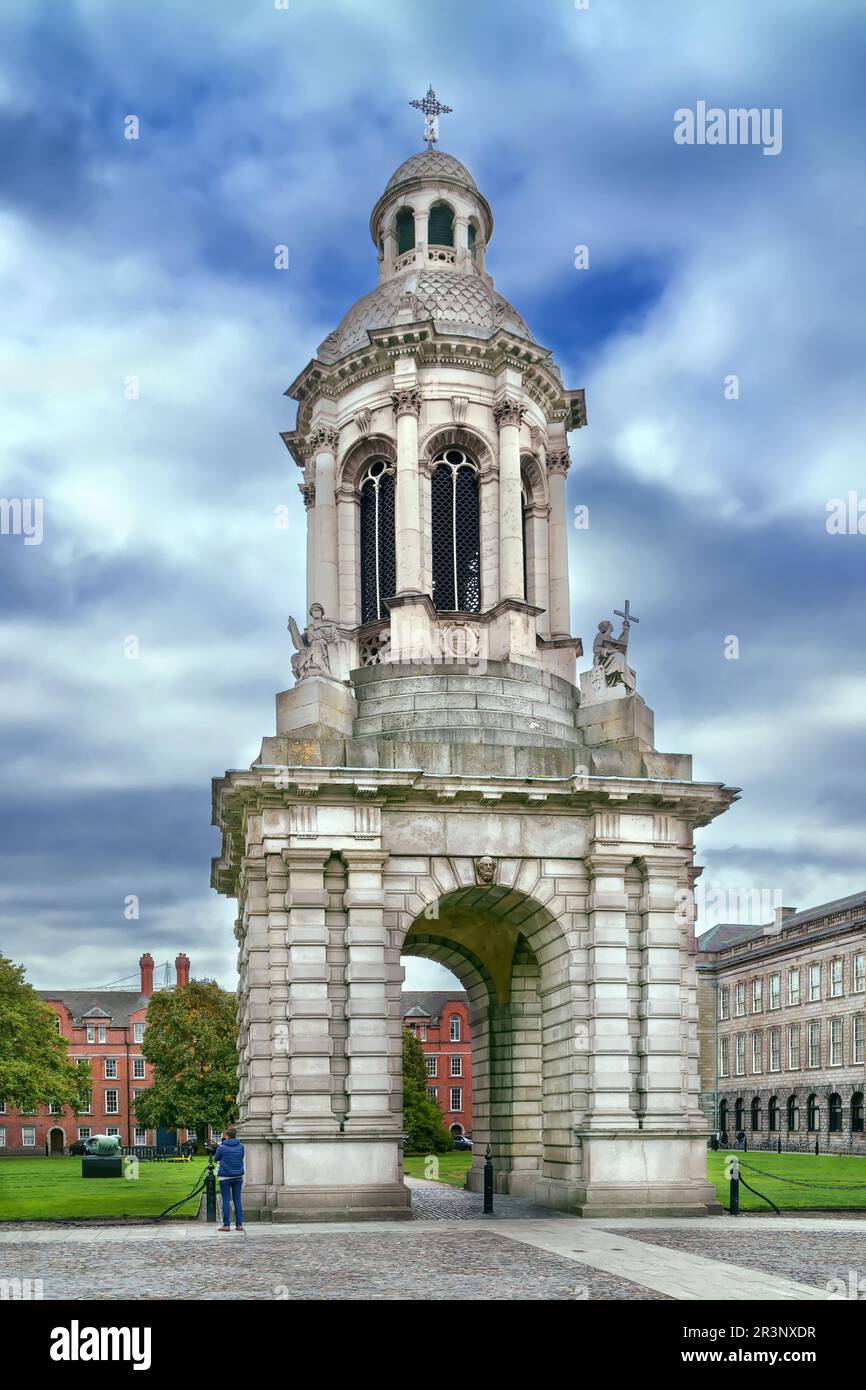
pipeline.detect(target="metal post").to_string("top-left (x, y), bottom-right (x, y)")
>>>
top-left (777, 1136), bottom-right (782, 1154)
top-left (205, 1153), bottom-right (217, 1223)
top-left (730, 1155), bottom-right (740, 1216)
top-left (483, 1143), bottom-right (494, 1214)
top-left (815, 1137), bottom-right (819, 1156)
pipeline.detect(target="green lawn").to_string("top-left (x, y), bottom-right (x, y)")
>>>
top-left (405, 1149), bottom-right (866, 1211)
top-left (403, 1152), bottom-right (474, 1187)
top-left (0, 1156), bottom-right (208, 1221)
top-left (708, 1151), bottom-right (866, 1211)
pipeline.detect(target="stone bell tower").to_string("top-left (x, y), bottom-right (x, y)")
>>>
top-left (212, 120), bottom-right (736, 1221)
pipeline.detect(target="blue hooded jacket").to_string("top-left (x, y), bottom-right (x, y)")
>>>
top-left (215, 1136), bottom-right (245, 1179)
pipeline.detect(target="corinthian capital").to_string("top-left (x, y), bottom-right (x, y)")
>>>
top-left (493, 396), bottom-right (526, 430)
top-left (391, 386), bottom-right (422, 418)
top-left (298, 481), bottom-right (315, 510)
top-left (547, 448), bottom-right (571, 477)
top-left (307, 424), bottom-right (339, 453)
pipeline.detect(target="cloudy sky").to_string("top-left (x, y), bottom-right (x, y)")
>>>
top-left (2, 0), bottom-right (863, 993)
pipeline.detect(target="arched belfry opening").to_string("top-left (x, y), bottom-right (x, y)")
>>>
top-left (212, 123), bottom-right (736, 1223)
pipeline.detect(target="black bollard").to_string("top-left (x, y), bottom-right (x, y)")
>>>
top-left (205, 1153), bottom-right (217, 1223)
top-left (483, 1143), bottom-right (494, 1214)
top-left (815, 1137), bottom-right (819, 1156)
top-left (777, 1137), bottom-right (782, 1154)
top-left (729, 1156), bottom-right (740, 1216)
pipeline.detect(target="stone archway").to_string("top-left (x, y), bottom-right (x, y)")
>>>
top-left (398, 878), bottom-right (581, 1208)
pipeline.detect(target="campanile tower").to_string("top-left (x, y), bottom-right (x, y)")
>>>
top-left (212, 118), bottom-right (735, 1221)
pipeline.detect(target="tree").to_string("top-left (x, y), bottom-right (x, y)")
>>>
top-left (402, 1027), bottom-right (452, 1155)
top-left (0, 955), bottom-right (88, 1111)
top-left (135, 979), bottom-right (238, 1151)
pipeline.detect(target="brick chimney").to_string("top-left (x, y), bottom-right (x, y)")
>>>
top-left (139, 952), bottom-right (154, 997)
top-left (175, 952), bottom-right (190, 989)
top-left (775, 905), bottom-right (797, 926)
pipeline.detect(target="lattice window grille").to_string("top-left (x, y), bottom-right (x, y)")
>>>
top-left (360, 460), bottom-right (396, 623)
top-left (430, 449), bottom-right (480, 613)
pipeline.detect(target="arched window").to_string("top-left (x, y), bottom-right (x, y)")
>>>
top-left (768, 1096), bottom-right (779, 1132)
top-left (718, 1099), bottom-right (728, 1135)
top-left (828, 1093), bottom-right (843, 1133)
top-left (852, 1092), bottom-right (864, 1133)
top-left (734, 1098), bottom-right (744, 1132)
top-left (521, 482), bottom-right (529, 602)
top-left (806, 1094), bottom-right (820, 1131)
top-left (430, 449), bottom-right (480, 612)
top-left (396, 208), bottom-right (415, 256)
top-left (750, 1096), bottom-right (762, 1132)
top-left (428, 201), bottom-right (454, 247)
top-left (359, 460), bottom-right (396, 623)
top-left (786, 1094), bottom-right (799, 1131)
top-left (468, 221), bottom-right (477, 262)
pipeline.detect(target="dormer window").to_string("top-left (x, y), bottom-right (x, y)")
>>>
top-left (396, 208), bottom-right (415, 256)
top-left (428, 201), bottom-right (454, 248)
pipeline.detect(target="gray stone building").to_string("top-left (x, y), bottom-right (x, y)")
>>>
top-left (211, 120), bottom-right (738, 1220)
top-left (697, 893), bottom-right (865, 1150)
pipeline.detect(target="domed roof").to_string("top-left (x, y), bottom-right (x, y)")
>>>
top-left (384, 150), bottom-right (478, 196)
top-left (317, 269), bottom-right (535, 363)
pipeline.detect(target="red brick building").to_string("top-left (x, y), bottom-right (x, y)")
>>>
top-left (402, 992), bottom-right (472, 1137)
top-left (0, 951), bottom-right (194, 1156)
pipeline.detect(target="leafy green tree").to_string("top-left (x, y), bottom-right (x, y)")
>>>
top-left (402, 1027), bottom-right (452, 1155)
top-left (0, 955), bottom-right (88, 1112)
top-left (135, 979), bottom-right (238, 1152)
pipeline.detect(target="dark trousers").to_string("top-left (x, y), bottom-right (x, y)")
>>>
top-left (219, 1176), bottom-right (244, 1226)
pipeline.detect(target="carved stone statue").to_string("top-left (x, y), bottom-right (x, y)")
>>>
top-left (288, 604), bottom-right (344, 683)
top-left (592, 617), bottom-right (636, 693)
top-left (475, 855), bottom-right (496, 884)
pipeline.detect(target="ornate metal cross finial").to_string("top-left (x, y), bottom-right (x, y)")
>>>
top-left (614, 600), bottom-right (640, 627)
top-left (409, 85), bottom-right (453, 149)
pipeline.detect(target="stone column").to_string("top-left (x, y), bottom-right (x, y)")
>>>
top-left (282, 847), bottom-right (338, 1132)
top-left (308, 426), bottom-right (339, 620)
top-left (391, 384), bottom-right (423, 595)
top-left (493, 395), bottom-right (526, 602)
top-left (234, 856), bottom-right (273, 1210)
top-left (343, 848), bottom-right (401, 1131)
top-left (581, 851), bottom-right (639, 1130)
top-left (637, 856), bottom-right (694, 1130)
top-left (547, 448), bottom-right (571, 638)
top-left (300, 480), bottom-right (316, 616)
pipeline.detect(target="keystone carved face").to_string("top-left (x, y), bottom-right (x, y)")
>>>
top-left (475, 856), bottom-right (496, 884)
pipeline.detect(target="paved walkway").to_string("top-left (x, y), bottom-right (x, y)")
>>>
top-left (2, 1189), bottom-right (862, 1299)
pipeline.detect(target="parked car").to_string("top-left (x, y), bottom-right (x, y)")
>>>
top-left (68, 1139), bottom-right (87, 1156)
top-left (453, 1135), bottom-right (472, 1151)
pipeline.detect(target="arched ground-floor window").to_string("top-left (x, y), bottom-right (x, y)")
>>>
top-left (852, 1092), bottom-right (864, 1133)
top-left (806, 1094), bottom-right (820, 1131)
top-left (750, 1096), bottom-right (762, 1131)
top-left (734, 1098), bottom-right (744, 1131)
top-left (828, 1093), bottom-right (843, 1132)
top-left (787, 1094), bottom-right (799, 1131)
top-left (768, 1096), bottom-right (779, 1132)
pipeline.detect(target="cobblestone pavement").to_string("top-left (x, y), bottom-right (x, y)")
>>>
top-left (618, 1226), bottom-right (866, 1293)
top-left (405, 1176), bottom-right (570, 1221)
top-left (0, 1227), bottom-right (666, 1301)
top-left (0, 1207), bottom-right (858, 1301)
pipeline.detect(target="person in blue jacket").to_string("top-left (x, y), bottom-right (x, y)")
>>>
top-left (215, 1126), bottom-right (245, 1232)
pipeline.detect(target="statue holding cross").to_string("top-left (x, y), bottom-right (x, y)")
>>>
top-left (590, 600), bottom-right (640, 694)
